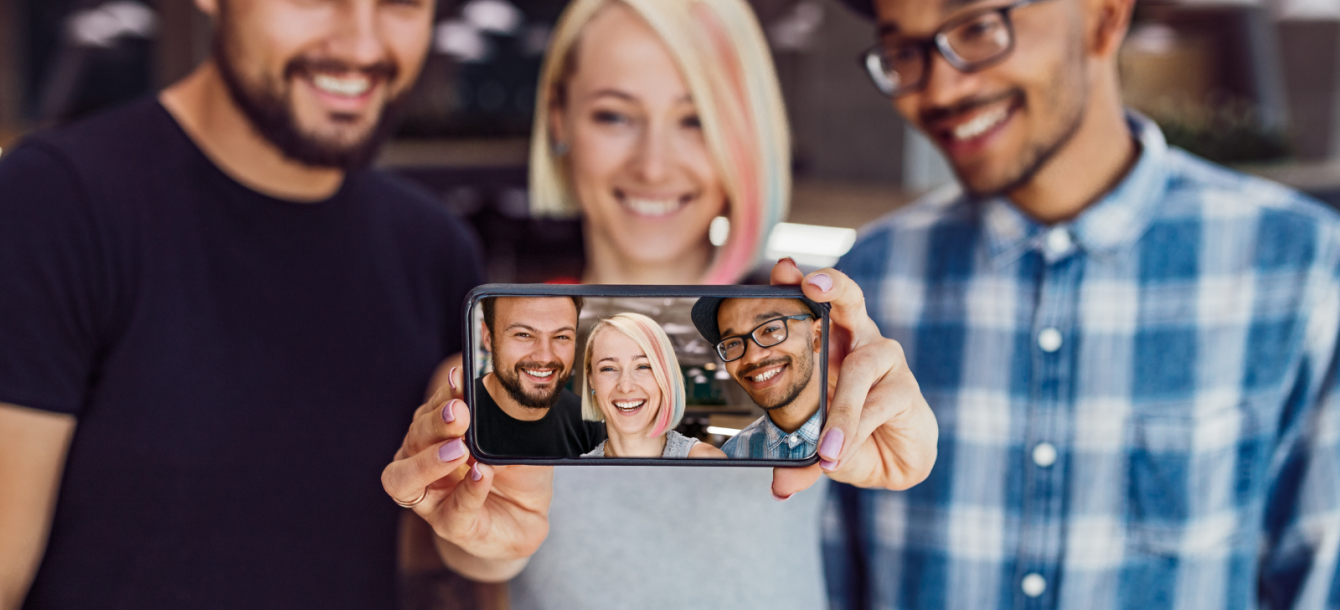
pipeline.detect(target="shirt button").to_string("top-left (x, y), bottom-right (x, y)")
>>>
top-left (1032, 442), bottom-right (1057, 467)
top-left (1045, 227), bottom-right (1072, 256)
top-left (1038, 328), bottom-right (1063, 352)
top-left (1021, 573), bottom-right (1047, 598)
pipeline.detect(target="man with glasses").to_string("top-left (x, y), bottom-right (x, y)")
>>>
top-left (827, 0), bottom-right (1340, 607)
top-left (691, 297), bottom-right (825, 459)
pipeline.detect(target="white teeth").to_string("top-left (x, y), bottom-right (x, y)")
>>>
top-left (952, 106), bottom-right (1009, 141)
top-left (613, 400), bottom-right (645, 412)
top-left (623, 197), bottom-right (683, 217)
top-left (311, 73), bottom-right (371, 97)
top-left (750, 367), bottom-right (782, 382)
top-left (525, 369), bottom-right (554, 378)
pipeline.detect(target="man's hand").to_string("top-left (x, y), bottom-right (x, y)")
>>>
top-left (769, 259), bottom-right (938, 498)
top-left (381, 366), bottom-right (553, 582)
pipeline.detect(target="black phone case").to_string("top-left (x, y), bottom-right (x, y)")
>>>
top-left (463, 284), bottom-right (829, 467)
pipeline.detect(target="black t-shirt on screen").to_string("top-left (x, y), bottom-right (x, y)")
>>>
top-left (472, 377), bottom-right (604, 457)
top-left (0, 98), bottom-right (483, 610)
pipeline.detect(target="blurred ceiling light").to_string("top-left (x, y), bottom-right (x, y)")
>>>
top-left (1126, 23), bottom-right (1178, 55)
top-left (435, 20), bottom-right (491, 63)
top-left (714, 370), bottom-right (730, 380)
top-left (707, 426), bottom-right (741, 437)
top-left (462, 0), bottom-right (523, 35)
top-left (768, 0), bottom-right (825, 51)
top-left (765, 222), bottom-right (858, 269)
top-left (661, 322), bottom-right (695, 335)
top-left (68, 1), bottom-right (157, 49)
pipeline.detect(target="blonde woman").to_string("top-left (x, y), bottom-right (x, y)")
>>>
top-left (579, 313), bottom-right (726, 458)
top-left (528, 0), bottom-right (789, 285)
top-left (509, 1), bottom-right (829, 608)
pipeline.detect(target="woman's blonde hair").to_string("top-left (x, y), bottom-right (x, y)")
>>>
top-left (581, 313), bottom-right (685, 438)
top-left (528, 0), bottom-right (791, 285)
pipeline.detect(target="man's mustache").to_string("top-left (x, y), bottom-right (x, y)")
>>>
top-left (919, 89), bottom-right (1022, 125)
top-left (736, 356), bottom-right (791, 379)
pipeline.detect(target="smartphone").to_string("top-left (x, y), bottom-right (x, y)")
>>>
top-left (464, 284), bottom-right (829, 466)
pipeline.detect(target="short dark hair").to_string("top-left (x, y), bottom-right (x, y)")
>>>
top-left (481, 296), bottom-right (585, 333)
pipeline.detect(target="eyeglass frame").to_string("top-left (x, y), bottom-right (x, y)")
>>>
top-left (858, 0), bottom-right (1051, 97)
top-left (714, 314), bottom-right (815, 363)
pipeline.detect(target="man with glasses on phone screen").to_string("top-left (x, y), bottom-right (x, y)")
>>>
top-left (826, 0), bottom-right (1340, 607)
top-left (691, 297), bottom-right (825, 459)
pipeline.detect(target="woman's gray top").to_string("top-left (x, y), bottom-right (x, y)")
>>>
top-left (581, 429), bottom-right (700, 458)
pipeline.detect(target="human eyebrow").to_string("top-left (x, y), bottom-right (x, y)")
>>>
top-left (752, 311), bottom-right (788, 323)
top-left (587, 89), bottom-right (637, 103)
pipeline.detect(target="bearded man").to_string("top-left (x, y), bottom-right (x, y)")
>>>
top-left (0, 1), bottom-right (554, 608)
top-left (474, 297), bottom-right (605, 458)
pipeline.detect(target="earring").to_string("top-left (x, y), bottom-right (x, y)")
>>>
top-left (553, 141), bottom-right (570, 156)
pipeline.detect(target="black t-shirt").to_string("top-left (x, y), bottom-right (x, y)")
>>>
top-left (472, 377), bottom-right (604, 457)
top-left (0, 98), bottom-right (483, 610)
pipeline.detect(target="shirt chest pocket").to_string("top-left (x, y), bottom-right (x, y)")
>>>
top-left (1124, 400), bottom-right (1275, 556)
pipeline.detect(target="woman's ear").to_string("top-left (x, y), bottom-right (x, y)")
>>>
top-left (548, 95), bottom-right (569, 154)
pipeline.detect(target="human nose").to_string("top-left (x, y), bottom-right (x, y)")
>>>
top-left (632, 122), bottom-right (671, 184)
top-left (329, 1), bottom-right (389, 67)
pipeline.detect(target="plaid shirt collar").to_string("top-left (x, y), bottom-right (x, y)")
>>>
top-left (978, 111), bottom-right (1173, 268)
top-left (758, 407), bottom-right (823, 454)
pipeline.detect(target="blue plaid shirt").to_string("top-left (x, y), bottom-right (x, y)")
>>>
top-left (823, 113), bottom-right (1340, 610)
top-left (722, 407), bottom-right (822, 459)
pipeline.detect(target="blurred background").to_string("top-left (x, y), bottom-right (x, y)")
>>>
top-left (2, 0), bottom-right (1339, 281)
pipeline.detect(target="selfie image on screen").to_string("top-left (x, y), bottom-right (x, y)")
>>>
top-left (470, 294), bottom-right (824, 461)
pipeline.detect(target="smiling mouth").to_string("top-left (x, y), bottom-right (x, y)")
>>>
top-left (522, 368), bottom-right (556, 381)
top-left (951, 105), bottom-right (1011, 141)
top-left (616, 190), bottom-right (692, 218)
top-left (747, 363), bottom-right (787, 383)
top-left (612, 399), bottom-right (646, 413)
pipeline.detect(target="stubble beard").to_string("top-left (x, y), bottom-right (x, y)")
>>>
top-left (953, 40), bottom-right (1090, 199)
top-left (740, 348), bottom-right (816, 413)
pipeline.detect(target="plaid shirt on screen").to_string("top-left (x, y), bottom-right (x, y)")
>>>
top-left (721, 407), bottom-right (822, 459)
top-left (822, 113), bottom-right (1340, 610)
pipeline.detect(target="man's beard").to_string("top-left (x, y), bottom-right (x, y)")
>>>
top-left (493, 358), bottom-right (572, 410)
top-left (737, 350), bottom-right (815, 412)
top-left (211, 13), bottom-right (404, 170)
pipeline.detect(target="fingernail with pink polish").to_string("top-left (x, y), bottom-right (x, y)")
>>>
top-left (778, 257), bottom-right (798, 267)
top-left (438, 439), bottom-right (466, 462)
top-left (771, 489), bottom-right (793, 502)
top-left (808, 273), bottom-right (833, 293)
top-left (819, 428), bottom-right (844, 461)
top-left (441, 401), bottom-right (456, 423)
top-left (820, 458), bottom-right (839, 471)
top-left (470, 463), bottom-right (483, 482)
top-left (448, 367), bottom-right (459, 391)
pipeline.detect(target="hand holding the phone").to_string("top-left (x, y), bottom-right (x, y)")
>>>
top-left (769, 259), bottom-right (938, 497)
top-left (381, 365), bottom-right (553, 582)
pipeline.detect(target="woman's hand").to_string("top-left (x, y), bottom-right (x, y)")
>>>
top-left (769, 259), bottom-right (939, 497)
top-left (381, 366), bottom-right (553, 582)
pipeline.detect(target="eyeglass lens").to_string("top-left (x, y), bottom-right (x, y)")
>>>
top-left (872, 10), bottom-right (1013, 94)
top-left (717, 318), bottom-right (792, 362)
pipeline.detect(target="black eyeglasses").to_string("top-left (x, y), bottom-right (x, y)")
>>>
top-left (859, 0), bottom-right (1052, 97)
top-left (715, 314), bottom-right (814, 362)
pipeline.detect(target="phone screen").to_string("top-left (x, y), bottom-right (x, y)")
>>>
top-left (465, 285), bottom-right (828, 465)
